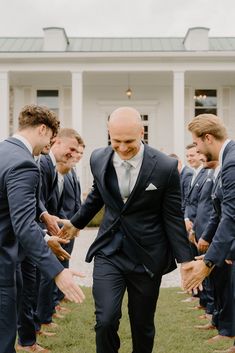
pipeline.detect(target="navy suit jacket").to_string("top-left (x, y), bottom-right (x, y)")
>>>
top-left (184, 168), bottom-right (208, 222)
top-left (180, 165), bottom-right (193, 213)
top-left (70, 144), bottom-right (192, 275)
top-left (38, 154), bottom-right (58, 216)
top-left (204, 141), bottom-right (235, 266)
top-left (193, 170), bottom-right (215, 241)
top-left (201, 173), bottom-right (222, 243)
top-left (58, 169), bottom-right (81, 220)
top-left (0, 138), bottom-right (63, 286)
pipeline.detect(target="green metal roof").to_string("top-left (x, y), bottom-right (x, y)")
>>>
top-left (0, 36), bottom-right (235, 52)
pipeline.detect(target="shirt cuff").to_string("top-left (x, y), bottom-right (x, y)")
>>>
top-left (44, 233), bottom-right (51, 242)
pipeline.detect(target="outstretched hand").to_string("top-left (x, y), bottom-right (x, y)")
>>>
top-left (55, 268), bottom-right (85, 303)
top-left (57, 219), bottom-right (79, 240)
top-left (47, 236), bottom-right (71, 261)
top-left (41, 213), bottom-right (61, 236)
top-left (181, 259), bottom-right (212, 293)
top-left (197, 238), bottom-right (210, 253)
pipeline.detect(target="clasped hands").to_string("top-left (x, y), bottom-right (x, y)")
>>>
top-left (180, 255), bottom-right (212, 293)
top-left (41, 213), bottom-right (85, 304)
top-left (41, 212), bottom-right (79, 261)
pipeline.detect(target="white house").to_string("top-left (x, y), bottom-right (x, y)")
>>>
top-left (1, 26), bottom-right (235, 193)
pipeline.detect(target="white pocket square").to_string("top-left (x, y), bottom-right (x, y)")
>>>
top-left (145, 183), bottom-right (157, 191)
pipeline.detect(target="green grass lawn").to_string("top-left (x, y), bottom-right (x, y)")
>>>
top-left (37, 287), bottom-right (233, 353)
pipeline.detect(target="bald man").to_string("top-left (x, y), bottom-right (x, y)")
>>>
top-left (59, 107), bottom-right (192, 353)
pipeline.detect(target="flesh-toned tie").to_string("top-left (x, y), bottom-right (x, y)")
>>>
top-left (120, 161), bottom-right (132, 199)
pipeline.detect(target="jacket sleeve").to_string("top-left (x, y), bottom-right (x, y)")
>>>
top-left (7, 162), bottom-right (63, 279)
top-left (200, 207), bottom-right (220, 243)
top-left (162, 162), bottom-right (193, 263)
top-left (205, 160), bottom-right (235, 266)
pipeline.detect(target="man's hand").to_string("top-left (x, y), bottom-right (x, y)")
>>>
top-left (41, 213), bottom-right (60, 236)
top-left (55, 268), bottom-right (85, 303)
top-left (188, 230), bottom-right (197, 245)
top-left (181, 259), bottom-right (212, 292)
top-left (185, 219), bottom-right (193, 233)
top-left (180, 262), bottom-right (202, 295)
top-left (197, 238), bottom-right (210, 253)
top-left (47, 236), bottom-right (71, 261)
top-left (58, 219), bottom-right (79, 240)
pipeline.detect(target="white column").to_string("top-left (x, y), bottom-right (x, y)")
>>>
top-left (71, 71), bottom-right (84, 192)
top-left (71, 71), bottom-right (83, 135)
top-left (0, 72), bottom-right (9, 141)
top-left (173, 71), bottom-right (185, 159)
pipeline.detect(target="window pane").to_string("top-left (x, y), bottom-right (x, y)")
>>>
top-left (194, 89), bottom-right (217, 107)
top-left (37, 90), bottom-right (59, 111)
top-left (195, 108), bottom-right (217, 116)
top-left (194, 89), bottom-right (217, 117)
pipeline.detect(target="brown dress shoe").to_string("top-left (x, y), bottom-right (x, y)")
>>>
top-left (194, 323), bottom-right (216, 330)
top-left (41, 322), bottom-right (58, 330)
top-left (52, 313), bottom-right (64, 319)
top-left (181, 296), bottom-right (199, 303)
top-left (199, 313), bottom-right (213, 320)
top-left (55, 304), bottom-right (71, 313)
top-left (213, 346), bottom-right (235, 352)
top-left (207, 335), bottom-right (235, 343)
top-left (36, 330), bottom-right (56, 337)
top-left (16, 343), bottom-right (51, 352)
top-left (189, 305), bottom-right (206, 310)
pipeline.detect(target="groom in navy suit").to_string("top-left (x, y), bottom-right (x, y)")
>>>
top-left (60, 107), bottom-right (193, 353)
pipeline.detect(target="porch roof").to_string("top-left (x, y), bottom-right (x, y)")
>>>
top-left (0, 36), bottom-right (235, 53)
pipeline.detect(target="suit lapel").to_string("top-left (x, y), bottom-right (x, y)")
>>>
top-left (187, 168), bottom-right (205, 197)
top-left (95, 147), bottom-right (123, 210)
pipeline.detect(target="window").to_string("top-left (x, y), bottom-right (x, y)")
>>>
top-left (107, 114), bottom-right (149, 145)
top-left (194, 89), bottom-right (217, 116)
top-left (37, 90), bottom-right (59, 115)
top-left (141, 114), bottom-right (149, 144)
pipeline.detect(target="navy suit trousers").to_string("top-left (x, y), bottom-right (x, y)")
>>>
top-left (36, 274), bottom-right (55, 325)
top-left (0, 285), bottom-right (17, 353)
top-left (93, 252), bottom-right (162, 353)
top-left (17, 257), bottom-right (37, 346)
top-left (211, 263), bottom-right (235, 336)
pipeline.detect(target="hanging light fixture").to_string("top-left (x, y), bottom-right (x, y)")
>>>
top-left (126, 74), bottom-right (132, 99)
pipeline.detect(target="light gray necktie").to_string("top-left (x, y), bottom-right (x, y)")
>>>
top-left (120, 161), bottom-right (132, 199)
top-left (58, 174), bottom-right (64, 198)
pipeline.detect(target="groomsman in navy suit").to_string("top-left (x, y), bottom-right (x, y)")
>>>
top-left (168, 153), bottom-right (193, 213)
top-left (184, 144), bottom-right (208, 251)
top-left (192, 156), bottom-right (219, 314)
top-left (36, 129), bottom-right (83, 331)
top-left (16, 144), bottom-right (72, 351)
top-left (0, 105), bottom-right (84, 353)
top-left (53, 143), bottom-right (85, 307)
top-left (183, 113), bottom-right (235, 334)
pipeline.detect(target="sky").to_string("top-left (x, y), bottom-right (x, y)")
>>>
top-left (0, 0), bottom-right (235, 38)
